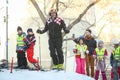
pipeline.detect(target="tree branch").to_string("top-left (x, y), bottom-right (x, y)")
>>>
top-left (62, 0), bottom-right (101, 37)
top-left (56, 0), bottom-right (59, 11)
top-left (30, 0), bottom-right (46, 25)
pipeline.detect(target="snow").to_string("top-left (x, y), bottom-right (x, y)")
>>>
top-left (0, 69), bottom-right (94, 80)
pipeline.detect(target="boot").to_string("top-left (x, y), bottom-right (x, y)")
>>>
top-left (58, 64), bottom-right (64, 70)
top-left (52, 65), bottom-right (59, 70)
top-left (95, 70), bottom-right (100, 80)
top-left (86, 68), bottom-right (90, 76)
top-left (102, 71), bottom-right (107, 80)
top-left (32, 63), bottom-right (40, 70)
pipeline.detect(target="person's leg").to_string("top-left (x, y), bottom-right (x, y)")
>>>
top-left (81, 58), bottom-right (85, 74)
top-left (113, 60), bottom-right (119, 80)
top-left (17, 52), bottom-right (20, 67)
top-left (95, 70), bottom-right (100, 80)
top-left (111, 68), bottom-right (113, 80)
top-left (85, 55), bottom-right (90, 76)
top-left (75, 56), bottom-right (81, 73)
top-left (101, 71), bottom-right (107, 80)
top-left (101, 60), bottom-right (107, 80)
top-left (21, 52), bottom-right (27, 67)
top-left (118, 67), bottom-right (120, 78)
top-left (55, 38), bottom-right (64, 64)
top-left (27, 48), bottom-right (38, 63)
top-left (95, 61), bottom-right (100, 80)
top-left (17, 52), bottom-right (23, 67)
top-left (89, 55), bottom-right (95, 77)
top-left (49, 39), bottom-right (58, 67)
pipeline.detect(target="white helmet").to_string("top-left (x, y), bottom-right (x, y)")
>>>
top-left (112, 38), bottom-right (119, 44)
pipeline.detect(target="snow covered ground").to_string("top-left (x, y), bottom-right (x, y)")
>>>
top-left (0, 69), bottom-right (94, 80)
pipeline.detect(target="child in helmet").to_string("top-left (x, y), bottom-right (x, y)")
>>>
top-left (93, 40), bottom-right (108, 80)
top-left (110, 38), bottom-right (120, 80)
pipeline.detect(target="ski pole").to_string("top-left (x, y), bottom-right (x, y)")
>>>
top-left (10, 57), bottom-right (14, 73)
top-left (65, 36), bottom-right (68, 72)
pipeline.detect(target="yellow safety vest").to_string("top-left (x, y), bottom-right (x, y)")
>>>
top-left (17, 34), bottom-right (24, 46)
top-left (112, 46), bottom-right (120, 60)
top-left (76, 44), bottom-right (87, 55)
top-left (95, 48), bottom-right (106, 60)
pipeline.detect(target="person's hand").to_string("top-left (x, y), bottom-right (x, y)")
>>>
top-left (86, 50), bottom-right (89, 54)
top-left (65, 28), bottom-right (70, 34)
top-left (37, 29), bottom-right (42, 34)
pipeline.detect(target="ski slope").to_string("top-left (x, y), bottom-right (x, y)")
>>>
top-left (0, 69), bottom-right (94, 80)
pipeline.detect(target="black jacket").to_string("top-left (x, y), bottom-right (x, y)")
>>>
top-left (42, 17), bottom-right (69, 39)
top-left (84, 38), bottom-right (96, 55)
top-left (73, 37), bottom-right (96, 55)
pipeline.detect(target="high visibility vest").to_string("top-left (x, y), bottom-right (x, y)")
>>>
top-left (112, 46), bottom-right (120, 60)
top-left (17, 34), bottom-right (24, 46)
top-left (76, 44), bottom-right (87, 55)
top-left (95, 48), bottom-right (106, 60)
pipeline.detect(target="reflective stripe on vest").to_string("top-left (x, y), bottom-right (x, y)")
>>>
top-left (112, 46), bottom-right (120, 60)
top-left (17, 34), bottom-right (24, 46)
top-left (76, 44), bottom-right (87, 54)
top-left (95, 48), bottom-right (106, 59)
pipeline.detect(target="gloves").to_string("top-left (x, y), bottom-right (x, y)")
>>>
top-left (65, 28), bottom-right (70, 34)
top-left (37, 29), bottom-right (43, 34)
top-left (86, 50), bottom-right (89, 54)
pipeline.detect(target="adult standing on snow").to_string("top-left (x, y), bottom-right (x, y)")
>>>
top-left (110, 38), bottom-right (120, 80)
top-left (15, 26), bottom-right (28, 69)
top-left (73, 29), bottom-right (96, 77)
top-left (84, 29), bottom-right (97, 77)
top-left (37, 9), bottom-right (69, 70)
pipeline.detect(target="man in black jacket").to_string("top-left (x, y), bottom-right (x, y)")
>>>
top-left (84, 29), bottom-right (96, 77)
top-left (73, 29), bottom-right (96, 77)
top-left (37, 9), bottom-right (69, 70)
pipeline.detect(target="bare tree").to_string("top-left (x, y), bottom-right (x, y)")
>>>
top-left (30, 0), bottom-right (100, 37)
top-left (30, 0), bottom-right (46, 25)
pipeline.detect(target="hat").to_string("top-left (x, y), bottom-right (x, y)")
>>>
top-left (78, 35), bottom-right (84, 41)
top-left (98, 40), bottom-right (104, 45)
top-left (86, 29), bottom-right (91, 33)
top-left (49, 8), bottom-right (57, 16)
top-left (17, 26), bottom-right (22, 31)
top-left (112, 38), bottom-right (119, 44)
top-left (27, 28), bottom-right (33, 33)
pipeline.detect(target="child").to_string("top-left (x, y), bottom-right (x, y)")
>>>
top-left (16, 26), bottom-right (28, 69)
top-left (73, 38), bottom-right (88, 74)
top-left (110, 38), bottom-right (120, 80)
top-left (93, 40), bottom-right (108, 80)
top-left (25, 28), bottom-right (40, 70)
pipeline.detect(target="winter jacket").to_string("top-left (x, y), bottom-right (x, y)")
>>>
top-left (24, 34), bottom-right (36, 50)
top-left (110, 46), bottom-right (120, 66)
top-left (16, 32), bottom-right (26, 52)
top-left (84, 37), bottom-right (96, 55)
top-left (93, 48), bottom-right (108, 60)
top-left (73, 36), bottom-right (96, 55)
top-left (41, 17), bottom-right (69, 39)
